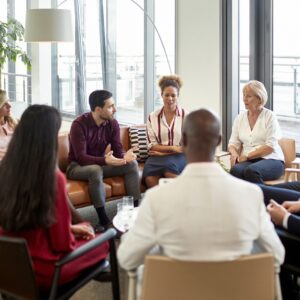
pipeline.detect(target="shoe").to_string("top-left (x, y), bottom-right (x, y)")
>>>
top-left (94, 223), bottom-right (105, 233)
top-left (94, 221), bottom-right (113, 233)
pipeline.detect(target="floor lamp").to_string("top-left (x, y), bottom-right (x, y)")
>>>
top-left (128, 0), bottom-right (173, 75)
top-left (25, 9), bottom-right (73, 42)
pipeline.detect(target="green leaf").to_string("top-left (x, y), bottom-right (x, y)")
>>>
top-left (0, 17), bottom-right (31, 70)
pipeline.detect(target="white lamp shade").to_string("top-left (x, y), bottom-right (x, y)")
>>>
top-left (25, 9), bottom-right (73, 42)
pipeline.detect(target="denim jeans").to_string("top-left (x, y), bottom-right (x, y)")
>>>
top-left (66, 161), bottom-right (141, 208)
top-left (230, 158), bottom-right (284, 184)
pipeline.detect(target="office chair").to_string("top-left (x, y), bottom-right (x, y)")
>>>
top-left (0, 228), bottom-right (120, 300)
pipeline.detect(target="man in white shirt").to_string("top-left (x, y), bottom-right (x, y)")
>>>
top-left (117, 108), bottom-right (284, 296)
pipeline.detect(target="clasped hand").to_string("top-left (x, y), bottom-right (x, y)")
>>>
top-left (267, 199), bottom-right (300, 226)
top-left (230, 153), bottom-right (248, 165)
top-left (124, 147), bottom-right (137, 163)
top-left (105, 148), bottom-right (137, 166)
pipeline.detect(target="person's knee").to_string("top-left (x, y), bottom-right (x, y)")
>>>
top-left (87, 165), bottom-right (103, 181)
top-left (244, 166), bottom-right (260, 182)
top-left (145, 176), bottom-right (159, 188)
top-left (126, 160), bottom-right (139, 172)
top-left (230, 165), bottom-right (243, 178)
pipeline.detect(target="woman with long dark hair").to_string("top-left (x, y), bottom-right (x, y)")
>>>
top-left (0, 105), bottom-right (109, 289)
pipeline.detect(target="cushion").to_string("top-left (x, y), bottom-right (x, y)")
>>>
top-left (129, 126), bottom-right (149, 162)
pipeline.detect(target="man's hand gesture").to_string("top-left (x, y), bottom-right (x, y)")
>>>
top-left (105, 151), bottom-right (127, 166)
top-left (124, 147), bottom-right (137, 163)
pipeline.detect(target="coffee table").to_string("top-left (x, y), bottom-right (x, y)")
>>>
top-left (113, 207), bottom-right (139, 233)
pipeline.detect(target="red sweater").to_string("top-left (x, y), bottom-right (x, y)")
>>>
top-left (0, 171), bottom-right (109, 289)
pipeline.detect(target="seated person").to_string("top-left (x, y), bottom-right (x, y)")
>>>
top-left (66, 90), bottom-right (141, 230)
top-left (228, 80), bottom-right (284, 184)
top-left (143, 75), bottom-right (187, 188)
top-left (0, 89), bottom-right (17, 160)
top-left (0, 105), bottom-right (109, 289)
top-left (118, 108), bottom-right (284, 299)
top-left (259, 181), bottom-right (300, 205)
top-left (267, 199), bottom-right (300, 236)
top-left (267, 199), bottom-right (300, 299)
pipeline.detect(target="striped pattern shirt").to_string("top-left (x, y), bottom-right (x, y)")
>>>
top-left (146, 106), bottom-right (187, 150)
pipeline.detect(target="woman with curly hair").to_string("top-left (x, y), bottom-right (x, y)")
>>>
top-left (143, 75), bottom-right (188, 188)
top-left (0, 89), bottom-right (18, 160)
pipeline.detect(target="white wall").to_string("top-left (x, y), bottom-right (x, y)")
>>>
top-left (176, 0), bottom-right (222, 116)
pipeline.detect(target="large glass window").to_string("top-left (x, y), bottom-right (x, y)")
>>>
top-left (57, 0), bottom-right (76, 115)
top-left (0, 0), bottom-right (31, 106)
top-left (56, 0), bottom-right (175, 123)
top-left (1, 0), bottom-right (176, 124)
top-left (273, 0), bottom-right (300, 152)
top-left (225, 0), bottom-right (300, 153)
top-left (239, 0), bottom-right (250, 111)
top-left (154, 0), bottom-right (175, 110)
top-left (115, 0), bottom-right (144, 124)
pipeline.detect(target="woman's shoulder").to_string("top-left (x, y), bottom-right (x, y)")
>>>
top-left (148, 107), bottom-right (164, 119)
top-left (261, 107), bottom-right (275, 116)
top-left (261, 108), bottom-right (277, 122)
top-left (177, 106), bottom-right (188, 116)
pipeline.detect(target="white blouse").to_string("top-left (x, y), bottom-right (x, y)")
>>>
top-left (146, 106), bottom-right (187, 150)
top-left (228, 108), bottom-right (284, 161)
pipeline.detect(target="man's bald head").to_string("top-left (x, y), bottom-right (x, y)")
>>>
top-left (182, 109), bottom-right (221, 162)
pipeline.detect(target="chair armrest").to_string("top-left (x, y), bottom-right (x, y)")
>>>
top-left (56, 228), bottom-right (117, 267)
top-left (215, 151), bottom-right (230, 172)
top-left (49, 228), bottom-right (117, 300)
top-left (215, 151), bottom-right (230, 159)
top-left (276, 228), bottom-right (300, 243)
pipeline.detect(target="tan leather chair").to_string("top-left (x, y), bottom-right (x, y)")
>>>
top-left (128, 253), bottom-right (278, 300)
top-left (264, 138), bottom-right (299, 185)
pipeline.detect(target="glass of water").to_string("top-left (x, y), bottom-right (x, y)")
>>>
top-left (122, 196), bottom-right (134, 210)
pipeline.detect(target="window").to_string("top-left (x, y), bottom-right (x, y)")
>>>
top-left (0, 0), bottom-right (31, 105)
top-left (115, 0), bottom-right (144, 124)
top-left (273, 0), bottom-right (300, 152)
top-left (239, 0), bottom-right (250, 111)
top-left (55, 0), bottom-right (176, 123)
top-left (224, 0), bottom-right (300, 153)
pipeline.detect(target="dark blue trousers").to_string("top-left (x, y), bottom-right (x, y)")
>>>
top-left (258, 182), bottom-right (300, 205)
top-left (230, 158), bottom-right (284, 184)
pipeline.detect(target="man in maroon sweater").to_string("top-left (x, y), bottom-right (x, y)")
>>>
top-left (67, 90), bottom-right (140, 229)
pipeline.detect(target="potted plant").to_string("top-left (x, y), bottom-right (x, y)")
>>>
top-left (0, 18), bottom-right (31, 89)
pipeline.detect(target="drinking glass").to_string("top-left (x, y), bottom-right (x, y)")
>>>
top-left (117, 201), bottom-right (124, 215)
top-left (122, 196), bottom-right (134, 210)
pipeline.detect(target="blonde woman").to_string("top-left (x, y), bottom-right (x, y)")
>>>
top-left (0, 90), bottom-right (17, 160)
top-left (143, 75), bottom-right (187, 188)
top-left (228, 80), bottom-right (284, 183)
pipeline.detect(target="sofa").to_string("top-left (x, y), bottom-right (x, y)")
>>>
top-left (58, 126), bottom-right (147, 208)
